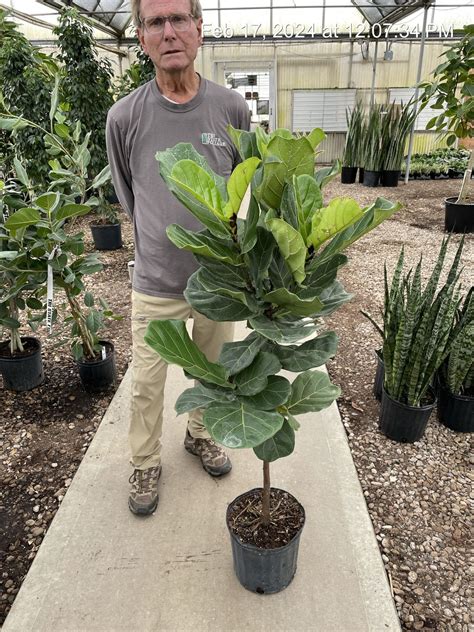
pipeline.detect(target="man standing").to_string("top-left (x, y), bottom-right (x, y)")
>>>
top-left (106, 0), bottom-right (251, 515)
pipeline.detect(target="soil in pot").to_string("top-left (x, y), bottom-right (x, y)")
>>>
top-left (227, 487), bottom-right (305, 594)
top-left (90, 223), bottom-right (123, 250)
top-left (76, 341), bottom-right (116, 392)
top-left (444, 197), bottom-right (474, 233)
top-left (379, 386), bottom-right (436, 443)
top-left (0, 337), bottom-right (44, 392)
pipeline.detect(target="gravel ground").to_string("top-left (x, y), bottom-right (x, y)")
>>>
top-left (1, 178), bottom-right (473, 630)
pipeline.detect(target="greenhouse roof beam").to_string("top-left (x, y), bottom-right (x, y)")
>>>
top-left (36, 0), bottom-right (129, 38)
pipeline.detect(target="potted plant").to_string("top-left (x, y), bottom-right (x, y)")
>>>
top-left (0, 174), bottom-right (46, 391)
top-left (419, 24), bottom-right (474, 233)
top-left (381, 102), bottom-right (416, 187)
top-left (362, 105), bottom-right (384, 187)
top-left (89, 184), bottom-right (122, 251)
top-left (144, 126), bottom-right (400, 593)
top-left (341, 102), bottom-right (363, 184)
top-left (0, 98), bottom-right (122, 392)
top-left (363, 237), bottom-right (465, 442)
top-left (437, 288), bottom-right (473, 432)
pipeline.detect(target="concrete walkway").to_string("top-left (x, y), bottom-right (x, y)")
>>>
top-left (3, 326), bottom-right (401, 632)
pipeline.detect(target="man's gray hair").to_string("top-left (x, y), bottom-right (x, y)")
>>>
top-left (131, 0), bottom-right (203, 27)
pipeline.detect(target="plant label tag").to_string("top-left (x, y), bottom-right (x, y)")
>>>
top-left (101, 345), bottom-right (106, 360)
top-left (46, 246), bottom-right (61, 334)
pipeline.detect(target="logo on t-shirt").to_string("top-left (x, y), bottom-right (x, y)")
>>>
top-left (201, 132), bottom-right (226, 147)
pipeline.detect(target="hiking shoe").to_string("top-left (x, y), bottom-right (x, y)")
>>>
top-left (184, 430), bottom-right (232, 477)
top-left (128, 465), bottom-right (162, 515)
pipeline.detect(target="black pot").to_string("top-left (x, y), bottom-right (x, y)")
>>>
top-left (90, 223), bottom-right (123, 250)
top-left (363, 170), bottom-right (380, 187)
top-left (438, 384), bottom-right (473, 433)
top-left (341, 166), bottom-right (357, 184)
top-left (379, 386), bottom-right (436, 443)
top-left (0, 337), bottom-right (44, 392)
top-left (380, 170), bottom-right (400, 187)
top-left (358, 167), bottom-right (365, 183)
top-left (444, 197), bottom-right (474, 234)
top-left (373, 349), bottom-right (384, 401)
top-left (227, 488), bottom-right (305, 594)
top-left (106, 187), bottom-right (119, 204)
top-left (76, 341), bottom-right (116, 392)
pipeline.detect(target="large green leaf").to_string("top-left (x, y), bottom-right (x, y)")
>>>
top-left (249, 314), bottom-right (319, 344)
top-left (313, 280), bottom-right (353, 316)
top-left (5, 208), bottom-right (41, 231)
top-left (266, 218), bottom-right (306, 285)
top-left (238, 194), bottom-right (260, 254)
top-left (144, 319), bottom-right (231, 388)
top-left (56, 203), bottom-right (91, 222)
top-left (307, 128), bottom-right (326, 150)
top-left (195, 254), bottom-right (249, 288)
top-left (248, 227), bottom-right (275, 289)
top-left (35, 192), bottom-right (60, 213)
top-left (305, 253), bottom-right (348, 287)
top-left (294, 174), bottom-right (323, 244)
top-left (219, 331), bottom-right (267, 376)
top-left (198, 268), bottom-right (261, 312)
top-left (256, 134), bottom-right (315, 209)
top-left (268, 249), bottom-right (294, 290)
top-left (309, 198), bottom-right (365, 250)
top-left (253, 419), bottom-right (295, 462)
top-left (203, 401), bottom-right (284, 448)
top-left (170, 160), bottom-right (225, 219)
top-left (185, 271), bottom-right (258, 321)
top-left (318, 198), bottom-right (400, 264)
top-left (263, 287), bottom-right (324, 316)
top-left (166, 225), bottom-right (241, 265)
top-left (175, 383), bottom-right (233, 414)
top-left (0, 117), bottom-right (30, 131)
top-left (234, 351), bottom-right (281, 396)
top-left (314, 160), bottom-right (341, 188)
top-left (280, 181), bottom-right (299, 230)
top-left (227, 126), bottom-right (260, 160)
top-left (240, 375), bottom-right (291, 410)
top-left (272, 331), bottom-right (339, 371)
top-left (223, 157), bottom-right (261, 218)
top-left (287, 370), bottom-right (341, 414)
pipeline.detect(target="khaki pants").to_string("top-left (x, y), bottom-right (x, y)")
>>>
top-left (130, 290), bottom-right (234, 470)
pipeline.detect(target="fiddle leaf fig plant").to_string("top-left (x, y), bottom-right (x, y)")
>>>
top-left (145, 126), bottom-right (400, 526)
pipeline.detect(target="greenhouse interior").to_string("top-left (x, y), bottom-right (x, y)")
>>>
top-left (1, 1), bottom-right (473, 631)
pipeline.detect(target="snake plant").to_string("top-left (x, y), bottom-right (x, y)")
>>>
top-left (363, 237), bottom-right (465, 407)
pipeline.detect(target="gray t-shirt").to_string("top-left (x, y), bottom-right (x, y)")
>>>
top-left (106, 77), bottom-right (251, 298)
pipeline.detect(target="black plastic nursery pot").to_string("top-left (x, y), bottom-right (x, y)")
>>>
top-left (76, 341), bottom-right (116, 393)
top-left (0, 337), bottom-right (44, 392)
top-left (444, 198), bottom-right (474, 234)
top-left (373, 349), bottom-right (384, 402)
top-left (362, 170), bottom-right (380, 187)
top-left (341, 166), bottom-right (357, 184)
top-left (358, 167), bottom-right (365, 183)
top-left (438, 384), bottom-right (474, 433)
top-left (226, 487), bottom-right (305, 594)
top-left (379, 386), bottom-right (436, 443)
top-left (90, 223), bottom-right (123, 250)
top-left (380, 170), bottom-right (400, 187)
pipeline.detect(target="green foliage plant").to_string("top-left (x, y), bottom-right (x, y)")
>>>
top-left (144, 126), bottom-right (400, 527)
top-left (363, 238), bottom-right (465, 407)
top-left (0, 176), bottom-right (45, 354)
top-left (0, 106), bottom-right (118, 361)
top-left (363, 104), bottom-right (385, 172)
top-left (342, 102), bottom-right (364, 168)
top-left (419, 24), bottom-right (474, 202)
top-left (439, 288), bottom-right (473, 397)
top-left (0, 9), bottom-right (59, 187)
top-left (53, 8), bottom-right (114, 179)
top-left (382, 101), bottom-right (417, 172)
top-left (114, 46), bottom-right (155, 100)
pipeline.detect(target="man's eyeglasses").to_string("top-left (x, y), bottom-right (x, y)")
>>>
top-left (140, 13), bottom-right (195, 34)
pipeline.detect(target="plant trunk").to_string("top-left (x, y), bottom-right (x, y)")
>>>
top-left (457, 149), bottom-right (474, 203)
top-left (65, 291), bottom-right (96, 360)
top-left (262, 460), bottom-right (271, 526)
top-left (9, 300), bottom-right (24, 354)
